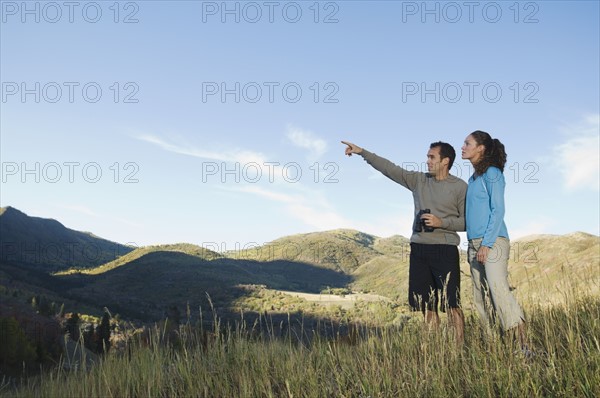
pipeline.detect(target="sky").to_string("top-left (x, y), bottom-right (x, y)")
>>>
top-left (1, 0), bottom-right (599, 253)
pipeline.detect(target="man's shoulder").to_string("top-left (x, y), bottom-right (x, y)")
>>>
top-left (446, 174), bottom-right (468, 188)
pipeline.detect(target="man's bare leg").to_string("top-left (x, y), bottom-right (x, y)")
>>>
top-left (448, 308), bottom-right (465, 346)
top-left (425, 310), bottom-right (440, 329)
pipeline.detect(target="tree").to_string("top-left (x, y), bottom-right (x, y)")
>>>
top-left (0, 317), bottom-right (36, 374)
top-left (31, 295), bottom-right (53, 316)
top-left (164, 305), bottom-right (181, 348)
top-left (83, 323), bottom-right (96, 352)
top-left (96, 311), bottom-right (111, 354)
top-left (166, 305), bottom-right (181, 327)
top-left (65, 312), bottom-right (80, 341)
top-left (38, 297), bottom-right (52, 316)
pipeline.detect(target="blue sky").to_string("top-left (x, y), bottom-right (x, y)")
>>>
top-left (1, 0), bottom-right (599, 252)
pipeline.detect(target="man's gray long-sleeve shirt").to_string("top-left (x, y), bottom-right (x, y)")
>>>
top-left (360, 149), bottom-right (467, 246)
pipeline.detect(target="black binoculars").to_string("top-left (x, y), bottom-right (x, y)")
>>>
top-left (415, 209), bottom-right (434, 233)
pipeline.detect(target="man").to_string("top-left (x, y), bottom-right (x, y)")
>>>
top-left (342, 140), bottom-right (466, 344)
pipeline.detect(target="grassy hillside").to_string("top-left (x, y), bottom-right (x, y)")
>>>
top-left (59, 250), bottom-right (351, 321)
top-left (228, 229), bottom-right (382, 273)
top-left (372, 234), bottom-right (411, 257)
top-left (508, 232), bottom-right (600, 305)
top-left (62, 230), bottom-right (599, 322)
top-left (56, 243), bottom-right (223, 275)
top-left (2, 206), bottom-right (599, 326)
top-left (5, 257), bottom-right (599, 395)
top-left (1, 208), bottom-right (599, 396)
top-left (351, 255), bottom-right (410, 300)
top-left (350, 232), bottom-right (600, 311)
top-left (20, 238), bottom-right (600, 321)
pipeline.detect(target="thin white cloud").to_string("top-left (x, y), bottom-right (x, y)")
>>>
top-left (137, 134), bottom-right (266, 164)
top-left (228, 184), bottom-right (412, 237)
top-left (229, 186), bottom-right (355, 230)
top-left (286, 125), bottom-right (328, 159)
top-left (137, 131), bottom-right (441, 239)
top-left (554, 114), bottom-right (600, 192)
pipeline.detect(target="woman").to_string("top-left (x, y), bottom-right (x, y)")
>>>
top-left (461, 130), bottom-right (527, 348)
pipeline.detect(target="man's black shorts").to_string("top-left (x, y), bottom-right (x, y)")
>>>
top-left (408, 243), bottom-right (460, 313)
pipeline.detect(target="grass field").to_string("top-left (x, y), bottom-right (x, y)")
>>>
top-left (3, 291), bottom-right (598, 398)
top-left (1, 231), bottom-right (598, 397)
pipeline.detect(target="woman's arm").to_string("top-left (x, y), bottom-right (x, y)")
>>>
top-left (481, 167), bottom-right (506, 248)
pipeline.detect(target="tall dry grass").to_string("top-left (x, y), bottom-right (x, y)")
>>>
top-left (3, 292), bottom-right (598, 398)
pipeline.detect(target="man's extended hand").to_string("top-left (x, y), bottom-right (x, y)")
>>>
top-left (420, 213), bottom-right (443, 229)
top-left (341, 141), bottom-right (363, 156)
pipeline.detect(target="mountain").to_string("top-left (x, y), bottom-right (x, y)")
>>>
top-left (1, 206), bottom-right (598, 322)
top-left (0, 206), bottom-right (134, 271)
top-left (227, 229), bottom-right (396, 273)
top-left (59, 249), bottom-right (352, 320)
top-left (224, 229), bottom-right (414, 299)
top-left (55, 229), bottom-right (409, 319)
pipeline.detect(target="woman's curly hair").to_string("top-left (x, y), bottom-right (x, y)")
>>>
top-left (470, 130), bottom-right (507, 176)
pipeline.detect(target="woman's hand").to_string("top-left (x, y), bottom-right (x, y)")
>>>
top-left (341, 141), bottom-right (363, 156)
top-left (477, 246), bottom-right (490, 264)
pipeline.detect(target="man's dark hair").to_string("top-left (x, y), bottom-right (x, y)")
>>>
top-left (430, 141), bottom-right (456, 169)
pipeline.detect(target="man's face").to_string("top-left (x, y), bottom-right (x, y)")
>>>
top-left (427, 146), bottom-right (448, 175)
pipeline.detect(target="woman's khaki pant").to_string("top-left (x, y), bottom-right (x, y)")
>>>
top-left (468, 237), bottom-right (525, 331)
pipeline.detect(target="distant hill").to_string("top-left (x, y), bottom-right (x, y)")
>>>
top-left (60, 250), bottom-right (352, 320)
top-left (226, 230), bottom-right (414, 299)
top-left (1, 206), bottom-right (598, 322)
top-left (508, 232), bottom-right (600, 304)
top-left (58, 243), bottom-right (224, 275)
top-left (0, 206), bottom-right (133, 271)
top-left (228, 229), bottom-right (394, 273)
top-left (57, 229), bottom-right (408, 319)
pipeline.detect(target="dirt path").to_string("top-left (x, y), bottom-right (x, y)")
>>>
top-left (276, 290), bottom-right (391, 309)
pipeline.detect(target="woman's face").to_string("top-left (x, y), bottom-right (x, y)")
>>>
top-left (461, 135), bottom-right (484, 163)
